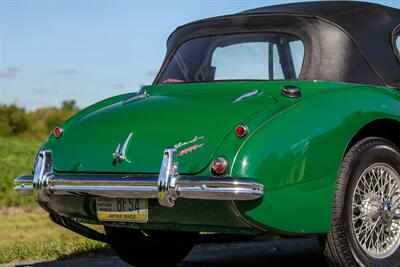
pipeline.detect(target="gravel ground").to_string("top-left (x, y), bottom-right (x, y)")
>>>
top-left (3, 238), bottom-right (328, 267)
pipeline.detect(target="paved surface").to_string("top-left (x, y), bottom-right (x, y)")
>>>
top-left (4, 238), bottom-right (328, 267)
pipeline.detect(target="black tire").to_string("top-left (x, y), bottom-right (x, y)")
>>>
top-left (105, 226), bottom-right (197, 267)
top-left (321, 137), bottom-right (400, 267)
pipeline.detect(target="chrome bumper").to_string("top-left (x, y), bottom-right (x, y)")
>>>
top-left (15, 149), bottom-right (263, 208)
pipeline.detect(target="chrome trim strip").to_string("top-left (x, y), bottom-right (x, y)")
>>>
top-left (14, 150), bottom-right (264, 207)
top-left (233, 89), bottom-right (259, 103)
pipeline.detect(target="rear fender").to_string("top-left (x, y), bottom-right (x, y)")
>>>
top-left (230, 85), bottom-right (400, 234)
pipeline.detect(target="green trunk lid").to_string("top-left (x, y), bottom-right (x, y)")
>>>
top-left (49, 81), bottom-right (346, 174)
top-left (51, 82), bottom-right (276, 174)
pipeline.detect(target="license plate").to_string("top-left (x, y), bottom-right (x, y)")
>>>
top-left (96, 197), bottom-right (148, 223)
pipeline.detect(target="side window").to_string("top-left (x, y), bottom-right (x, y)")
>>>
top-left (396, 35), bottom-right (400, 54)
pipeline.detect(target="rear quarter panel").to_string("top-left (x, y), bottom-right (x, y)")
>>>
top-left (230, 85), bottom-right (400, 234)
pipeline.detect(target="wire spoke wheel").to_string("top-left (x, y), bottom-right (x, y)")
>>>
top-left (352, 163), bottom-right (400, 259)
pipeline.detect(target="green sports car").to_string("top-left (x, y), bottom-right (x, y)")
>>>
top-left (15, 1), bottom-right (400, 266)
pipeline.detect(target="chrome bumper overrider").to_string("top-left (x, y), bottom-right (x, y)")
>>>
top-left (15, 149), bottom-right (264, 207)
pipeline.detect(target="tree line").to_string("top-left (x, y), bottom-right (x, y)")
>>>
top-left (0, 100), bottom-right (79, 140)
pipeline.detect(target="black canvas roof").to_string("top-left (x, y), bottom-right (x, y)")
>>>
top-left (242, 1), bottom-right (399, 19)
top-left (161, 1), bottom-right (400, 86)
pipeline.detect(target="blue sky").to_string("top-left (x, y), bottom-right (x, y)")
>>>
top-left (1, 0), bottom-right (400, 110)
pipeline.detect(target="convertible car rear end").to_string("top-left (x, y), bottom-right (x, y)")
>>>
top-left (15, 2), bottom-right (400, 267)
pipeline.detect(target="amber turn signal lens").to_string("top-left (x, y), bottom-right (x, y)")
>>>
top-left (235, 124), bottom-right (248, 138)
top-left (211, 156), bottom-right (229, 175)
top-left (54, 127), bottom-right (64, 139)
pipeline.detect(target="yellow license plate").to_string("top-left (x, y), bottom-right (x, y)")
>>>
top-left (96, 197), bottom-right (148, 223)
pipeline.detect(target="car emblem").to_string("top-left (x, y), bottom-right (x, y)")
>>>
top-left (174, 136), bottom-right (204, 149)
top-left (112, 132), bottom-right (133, 165)
top-left (174, 136), bottom-right (205, 156)
top-left (178, 143), bottom-right (205, 156)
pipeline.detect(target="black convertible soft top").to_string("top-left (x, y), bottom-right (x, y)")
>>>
top-left (160, 1), bottom-right (400, 86)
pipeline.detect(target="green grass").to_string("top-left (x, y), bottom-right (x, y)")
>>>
top-left (0, 207), bottom-right (111, 264)
top-left (0, 136), bottom-right (41, 206)
top-left (0, 137), bottom-right (113, 263)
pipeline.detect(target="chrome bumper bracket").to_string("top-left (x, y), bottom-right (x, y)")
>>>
top-left (157, 147), bottom-right (179, 207)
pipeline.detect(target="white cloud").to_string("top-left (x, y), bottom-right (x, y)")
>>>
top-left (0, 67), bottom-right (19, 78)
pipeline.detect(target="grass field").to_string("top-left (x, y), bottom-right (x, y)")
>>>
top-left (0, 207), bottom-right (111, 264)
top-left (0, 137), bottom-right (112, 264)
top-left (0, 136), bottom-right (40, 206)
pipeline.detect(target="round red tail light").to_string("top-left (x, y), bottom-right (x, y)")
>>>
top-left (54, 127), bottom-right (64, 139)
top-left (211, 156), bottom-right (229, 175)
top-left (235, 124), bottom-right (248, 138)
